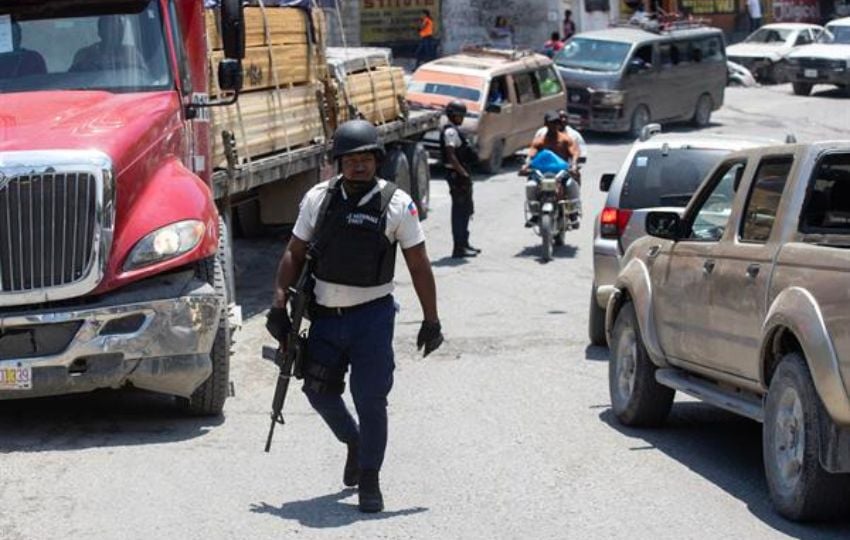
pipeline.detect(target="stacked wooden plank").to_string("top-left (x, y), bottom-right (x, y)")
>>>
top-left (326, 48), bottom-right (406, 127)
top-left (206, 6), bottom-right (328, 167)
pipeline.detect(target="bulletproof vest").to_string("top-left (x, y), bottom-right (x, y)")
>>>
top-left (440, 123), bottom-right (475, 167)
top-left (313, 180), bottom-right (399, 288)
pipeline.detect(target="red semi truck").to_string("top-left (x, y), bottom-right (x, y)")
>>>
top-left (0, 0), bottom-right (438, 414)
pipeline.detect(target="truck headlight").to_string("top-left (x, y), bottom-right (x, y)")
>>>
top-left (125, 220), bottom-right (206, 271)
top-left (593, 90), bottom-right (625, 107)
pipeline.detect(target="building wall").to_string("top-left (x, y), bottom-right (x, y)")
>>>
top-left (324, 2), bottom-right (360, 47)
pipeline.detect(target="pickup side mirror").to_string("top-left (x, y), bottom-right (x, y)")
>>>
top-left (599, 173), bottom-right (615, 192)
top-left (220, 0), bottom-right (245, 60)
top-left (646, 211), bottom-right (683, 240)
top-left (485, 103), bottom-right (503, 113)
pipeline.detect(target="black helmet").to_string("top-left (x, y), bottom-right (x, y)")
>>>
top-left (445, 100), bottom-right (467, 117)
top-left (544, 110), bottom-right (561, 124)
top-left (332, 119), bottom-right (385, 159)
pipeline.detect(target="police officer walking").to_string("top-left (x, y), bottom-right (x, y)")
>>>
top-left (266, 120), bottom-right (444, 513)
top-left (440, 100), bottom-right (480, 258)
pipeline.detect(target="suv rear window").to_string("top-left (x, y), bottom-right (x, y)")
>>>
top-left (801, 152), bottom-right (850, 232)
top-left (619, 148), bottom-right (729, 209)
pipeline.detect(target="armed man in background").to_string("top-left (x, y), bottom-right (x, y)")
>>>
top-left (440, 100), bottom-right (480, 259)
top-left (266, 120), bottom-right (444, 513)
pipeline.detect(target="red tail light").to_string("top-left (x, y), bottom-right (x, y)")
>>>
top-left (600, 207), bottom-right (633, 238)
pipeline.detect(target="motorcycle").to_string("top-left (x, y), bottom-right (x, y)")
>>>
top-left (522, 151), bottom-right (581, 261)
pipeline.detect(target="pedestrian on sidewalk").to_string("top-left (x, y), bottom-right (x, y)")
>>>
top-left (747, 0), bottom-right (763, 31)
top-left (563, 10), bottom-right (576, 41)
top-left (489, 15), bottom-right (515, 49)
top-left (266, 120), bottom-right (444, 513)
top-left (415, 9), bottom-right (435, 68)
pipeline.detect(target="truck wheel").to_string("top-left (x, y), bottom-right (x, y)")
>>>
top-left (609, 302), bottom-right (674, 426)
top-left (629, 105), bottom-right (650, 139)
top-left (588, 283), bottom-right (607, 347)
top-left (181, 225), bottom-right (233, 416)
top-left (692, 93), bottom-right (713, 127)
top-left (481, 138), bottom-right (504, 174)
top-left (792, 82), bottom-right (813, 96)
top-left (235, 199), bottom-right (265, 238)
top-left (763, 353), bottom-right (850, 520)
top-left (405, 142), bottom-right (430, 220)
top-left (381, 148), bottom-right (412, 194)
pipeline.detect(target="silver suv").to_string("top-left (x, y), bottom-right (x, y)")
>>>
top-left (589, 127), bottom-right (782, 345)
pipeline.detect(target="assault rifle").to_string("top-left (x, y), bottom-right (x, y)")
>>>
top-left (263, 254), bottom-right (315, 453)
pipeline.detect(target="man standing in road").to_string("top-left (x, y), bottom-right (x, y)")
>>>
top-left (266, 120), bottom-right (444, 513)
top-left (747, 0), bottom-right (763, 31)
top-left (440, 100), bottom-right (480, 259)
top-left (415, 9), bottom-right (435, 68)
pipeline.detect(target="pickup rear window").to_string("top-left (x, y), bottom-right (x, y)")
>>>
top-left (801, 153), bottom-right (850, 232)
top-left (619, 148), bottom-right (729, 209)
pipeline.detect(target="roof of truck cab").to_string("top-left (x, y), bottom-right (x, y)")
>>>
top-left (634, 133), bottom-right (785, 152)
top-left (417, 50), bottom-right (555, 78)
top-left (576, 25), bottom-right (724, 44)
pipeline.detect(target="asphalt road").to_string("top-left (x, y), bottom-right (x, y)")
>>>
top-left (3, 84), bottom-right (850, 540)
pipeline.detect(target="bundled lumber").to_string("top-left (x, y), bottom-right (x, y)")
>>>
top-left (207, 7), bottom-right (312, 50)
top-left (210, 44), bottom-right (313, 94)
top-left (211, 84), bottom-right (325, 168)
top-left (337, 67), bottom-right (406, 126)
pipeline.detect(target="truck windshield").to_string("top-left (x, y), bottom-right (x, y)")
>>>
top-left (819, 26), bottom-right (850, 44)
top-left (620, 148), bottom-right (730, 209)
top-left (554, 38), bottom-right (630, 72)
top-left (0, 1), bottom-right (172, 93)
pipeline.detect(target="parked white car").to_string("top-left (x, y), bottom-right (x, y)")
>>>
top-left (784, 17), bottom-right (850, 96)
top-left (727, 23), bottom-right (822, 83)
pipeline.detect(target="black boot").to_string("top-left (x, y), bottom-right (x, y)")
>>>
top-left (358, 469), bottom-right (384, 513)
top-left (452, 246), bottom-right (478, 258)
top-left (344, 441), bottom-right (360, 487)
top-left (465, 243), bottom-right (482, 253)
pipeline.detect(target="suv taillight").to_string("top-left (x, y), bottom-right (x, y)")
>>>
top-left (600, 207), bottom-right (633, 238)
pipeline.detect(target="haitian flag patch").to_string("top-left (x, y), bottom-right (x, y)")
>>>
top-left (407, 201), bottom-right (418, 216)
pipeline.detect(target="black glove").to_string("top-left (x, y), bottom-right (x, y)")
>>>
top-left (417, 320), bottom-right (444, 358)
top-left (265, 307), bottom-right (292, 343)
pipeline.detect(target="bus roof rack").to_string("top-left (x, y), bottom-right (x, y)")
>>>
top-left (612, 12), bottom-right (712, 34)
top-left (458, 45), bottom-right (536, 61)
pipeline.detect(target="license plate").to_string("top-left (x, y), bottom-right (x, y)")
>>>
top-left (0, 364), bottom-right (32, 390)
top-left (804, 68), bottom-right (818, 78)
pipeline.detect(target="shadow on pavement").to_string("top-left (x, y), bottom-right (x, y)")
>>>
top-left (431, 256), bottom-right (470, 268)
top-left (599, 404), bottom-right (850, 537)
top-left (584, 345), bottom-right (609, 362)
top-left (234, 234), bottom-right (289, 320)
top-left (514, 244), bottom-right (578, 262)
top-left (250, 489), bottom-right (428, 528)
top-left (0, 389), bottom-right (222, 453)
top-left (811, 87), bottom-right (850, 100)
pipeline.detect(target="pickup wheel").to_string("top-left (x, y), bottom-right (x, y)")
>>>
top-left (405, 142), bottom-right (430, 220)
top-left (792, 82), bottom-right (813, 96)
top-left (609, 302), bottom-right (674, 427)
top-left (763, 353), bottom-right (850, 520)
top-left (588, 283), bottom-right (607, 347)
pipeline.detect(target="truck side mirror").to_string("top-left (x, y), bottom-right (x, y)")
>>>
top-left (220, 0), bottom-right (245, 60)
top-left (646, 211), bottom-right (683, 240)
top-left (599, 173), bottom-right (615, 192)
top-left (218, 59), bottom-right (243, 93)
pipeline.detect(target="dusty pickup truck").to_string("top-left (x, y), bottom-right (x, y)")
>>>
top-left (606, 141), bottom-right (850, 521)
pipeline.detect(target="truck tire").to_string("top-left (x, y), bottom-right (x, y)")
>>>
top-left (381, 148), bottom-right (412, 195)
top-left (404, 142), bottom-right (430, 220)
top-left (588, 283), bottom-right (607, 347)
top-left (609, 302), bottom-right (674, 426)
top-left (692, 93), bottom-right (713, 127)
top-left (481, 138), bottom-right (504, 174)
top-left (630, 105), bottom-right (651, 139)
top-left (763, 353), bottom-right (850, 521)
top-left (181, 222), bottom-right (233, 416)
top-left (235, 199), bottom-right (265, 238)
top-left (792, 82), bottom-right (813, 96)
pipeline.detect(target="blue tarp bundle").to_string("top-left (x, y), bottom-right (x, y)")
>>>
top-left (530, 149), bottom-right (569, 174)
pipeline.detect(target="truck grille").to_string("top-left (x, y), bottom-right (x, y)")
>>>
top-left (798, 58), bottom-right (845, 70)
top-left (0, 173), bottom-right (97, 292)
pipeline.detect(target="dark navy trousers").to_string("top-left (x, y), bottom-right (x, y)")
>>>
top-left (303, 296), bottom-right (396, 471)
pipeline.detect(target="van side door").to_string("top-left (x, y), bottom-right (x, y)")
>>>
top-left (623, 44), bottom-right (656, 125)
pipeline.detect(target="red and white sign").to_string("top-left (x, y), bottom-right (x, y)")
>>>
top-left (772, 0), bottom-right (820, 23)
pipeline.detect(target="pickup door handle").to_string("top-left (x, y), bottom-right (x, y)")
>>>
top-left (648, 245), bottom-right (661, 258)
top-left (746, 263), bottom-right (760, 278)
top-left (703, 259), bottom-right (716, 275)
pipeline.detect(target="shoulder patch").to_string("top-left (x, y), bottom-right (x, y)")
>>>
top-left (407, 200), bottom-right (419, 217)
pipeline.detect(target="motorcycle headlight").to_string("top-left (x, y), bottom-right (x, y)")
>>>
top-left (593, 90), bottom-right (625, 107)
top-left (125, 220), bottom-right (206, 271)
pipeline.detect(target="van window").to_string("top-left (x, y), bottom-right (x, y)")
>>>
top-left (631, 44), bottom-right (654, 70)
top-left (695, 36), bottom-right (724, 62)
top-left (408, 80), bottom-right (482, 103)
top-left (513, 72), bottom-right (538, 104)
top-left (535, 67), bottom-right (562, 97)
top-left (486, 75), bottom-right (509, 105)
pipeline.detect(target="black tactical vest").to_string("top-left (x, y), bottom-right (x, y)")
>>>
top-left (313, 180), bottom-right (398, 288)
top-left (440, 124), bottom-right (475, 168)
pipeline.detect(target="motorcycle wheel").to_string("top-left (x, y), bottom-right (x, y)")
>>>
top-left (541, 214), bottom-right (553, 261)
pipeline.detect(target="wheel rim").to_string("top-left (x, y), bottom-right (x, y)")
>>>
top-left (614, 326), bottom-right (638, 406)
top-left (772, 386), bottom-right (806, 492)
